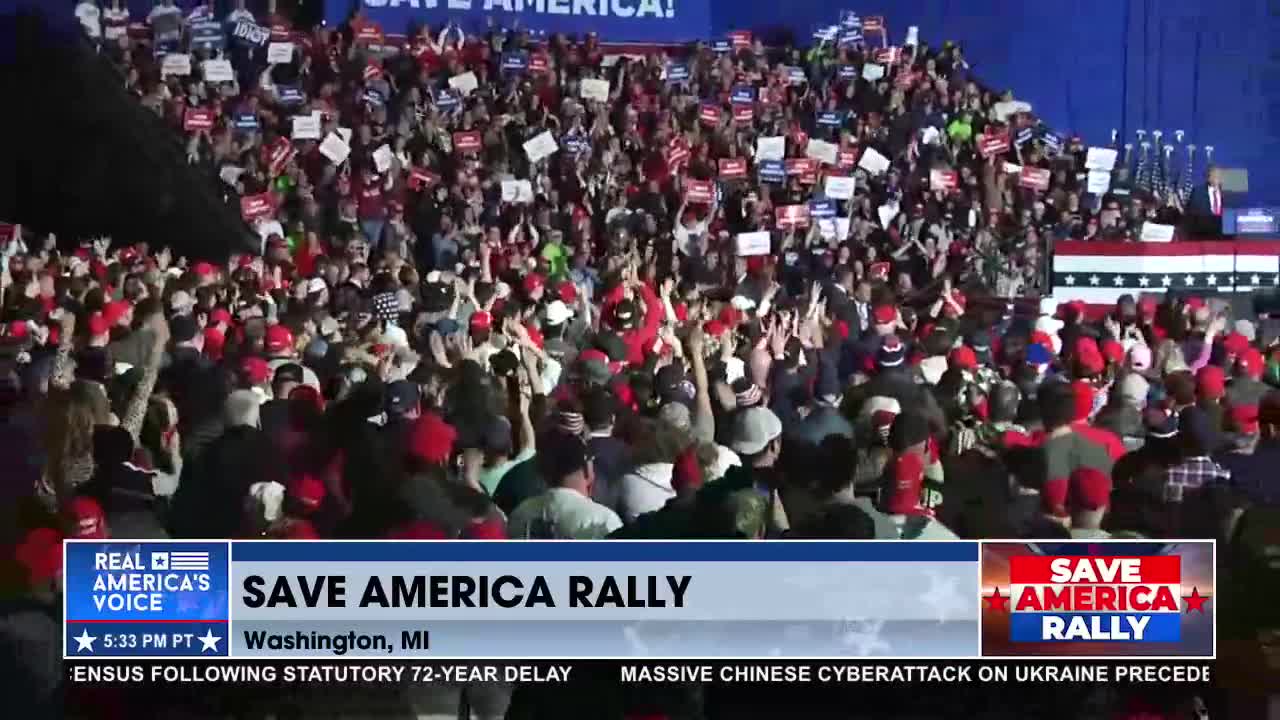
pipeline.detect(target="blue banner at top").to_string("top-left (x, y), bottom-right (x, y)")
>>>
top-left (333, 0), bottom-right (712, 44)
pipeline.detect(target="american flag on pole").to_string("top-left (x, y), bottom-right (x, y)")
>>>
top-left (1051, 241), bottom-right (1280, 304)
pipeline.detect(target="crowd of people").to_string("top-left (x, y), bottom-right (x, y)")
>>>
top-left (1, 2), bottom-right (1276, 717)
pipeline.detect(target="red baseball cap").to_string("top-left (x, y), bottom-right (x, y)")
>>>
top-left (872, 304), bottom-right (896, 325)
top-left (469, 310), bottom-right (493, 333)
top-left (87, 312), bottom-right (111, 338)
top-left (1223, 332), bottom-right (1250, 356)
top-left (291, 474), bottom-right (326, 512)
top-left (522, 273), bottom-right (545, 294)
top-left (948, 346), bottom-right (978, 371)
top-left (209, 307), bottom-right (232, 326)
top-left (240, 356), bottom-right (271, 385)
top-left (15, 527), bottom-right (63, 586)
top-left (264, 324), bottom-right (294, 354)
top-left (1238, 347), bottom-right (1264, 379)
top-left (68, 496), bottom-right (108, 539)
top-left (1230, 404), bottom-right (1260, 434)
top-left (102, 300), bottom-right (132, 326)
top-left (1196, 365), bottom-right (1226, 400)
top-left (1100, 339), bottom-right (1125, 365)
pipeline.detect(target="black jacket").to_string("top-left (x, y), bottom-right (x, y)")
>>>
top-left (169, 425), bottom-right (277, 538)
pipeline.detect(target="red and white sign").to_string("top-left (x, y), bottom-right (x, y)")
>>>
top-left (869, 261), bottom-right (891, 281)
top-left (684, 178), bottom-right (714, 204)
top-left (666, 137), bottom-right (691, 169)
top-left (863, 16), bottom-right (885, 33)
top-left (732, 104), bottom-right (754, 124)
top-left (700, 103), bottom-right (721, 126)
top-left (930, 169), bottom-right (958, 191)
top-left (728, 30), bottom-right (752, 49)
top-left (875, 47), bottom-right (901, 65)
top-left (719, 158), bottom-right (748, 180)
top-left (355, 24), bottom-right (384, 45)
top-left (838, 149), bottom-right (859, 169)
top-left (408, 167), bottom-right (441, 190)
top-left (785, 158), bottom-right (816, 176)
top-left (529, 54), bottom-right (549, 73)
top-left (184, 108), bottom-right (215, 132)
top-left (979, 129), bottom-right (1011, 158)
top-left (1019, 166), bottom-right (1051, 191)
top-left (240, 193), bottom-right (275, 221)
top-left (264, 138), bottom-right (296, 177)
top-left (775, 204), bottom-right (811, 229)
top-left (453, 131), bottom-right (482, 153)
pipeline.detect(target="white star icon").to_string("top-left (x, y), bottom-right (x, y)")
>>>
top-left (1206, 274), bottom-right (1217, 286)
top-left (1251, 274), bottom-right (1261, 285)
top-left (1138, 276), bottom-right (1151, 287)
top-left (74, 628), bottom-right (97, 653)
top-left (920, 571), bottom-right (964, 624)
top-left (1064, 275), bottom-right (1076, 285)
top-left (1112, 275), bottom-right (1124, 286)
top-left (1161, 275), bottom-right (1172, 287)
top-left (1089, 274), bottom-right (1100, 286)
top-left (198, 628), bottom-right (222, 653)
top-left (1184, 274), bottom-right (1196, 285)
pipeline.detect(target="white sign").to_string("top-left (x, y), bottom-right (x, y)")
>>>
top-left (267, 42), bottom-right (295, 64)
top-left (824, 175), bottom-right (856, 200)
top-left (905, 26), bottom-right (919, 47)
top-left (858, 147), bottom-right (891, 175)
top-left (501, 179), bottom-right (535, 203)
top-left (161, 53), bottom-right (192, 77)
top-left (579, 78), bottom-right (610, 103)
top-left (1003, 162), bottom-right (1023, 175)
top-left (219, 165), bottom-right (245, 187)
top-left (861, 63), bottom-right (885, 82)
top-left (372, 144), bottom-right (394, 173)
top-left (291, 114), bottom-right (321, 140)
top-left (992, 100), bottom-right (1032, 122)
top-left (818, 217), bottom-right (852, 240)
top-left (920, 126), bottom-right (940, 146)
top-left (1140, 222), bottom-right (1175, 243)
top-left (449, 71), bottom-right (478, 96)
top-left (1087, 169), bottom-right (1112, 195)
top-left (336, 127), bottom-right (353, 144)
top-left (318, 132), bottom-right (351, 165)
top-left (806, 139), bottom-right (839, 165)
top-left (735, 231), bottom-right (771, 256)
top-left (202, 59), bottom-right (234, 83)
top-left (523, 130), bottom-right (559, 163)
top-left (878, 201), bottom-right (899, 229)
top-left (1085, 147), bottom-right (1118, 171)
top-left (756, 136), bottom-right (785, 161)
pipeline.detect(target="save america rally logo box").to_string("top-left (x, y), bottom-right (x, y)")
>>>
top-left (980, 541), bottom-right (1214, 657)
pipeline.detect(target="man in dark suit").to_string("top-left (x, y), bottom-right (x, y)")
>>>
top-left (1186, 166), bottom-right (1225, 238)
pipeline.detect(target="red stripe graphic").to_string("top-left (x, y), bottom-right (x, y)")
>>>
top-left (1010, 556), bottom-right (1180, 585)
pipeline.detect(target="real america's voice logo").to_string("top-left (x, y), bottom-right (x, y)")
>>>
top-left (65, 542), bottom-right (231, 658)
top-left (980, 542), bottom-right (1214, 657)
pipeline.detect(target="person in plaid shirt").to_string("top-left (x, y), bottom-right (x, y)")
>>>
top-left (1162, 406), bottom-right (1231, 503)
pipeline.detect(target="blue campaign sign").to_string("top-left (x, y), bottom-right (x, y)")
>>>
top-left (712, 39), bottom-right (731, 53)
top-left (364, 88), bottom-right (386, 106)
top-left (666, 63), bottom-right (690, 82)
top-left (786, 66), bottom-right (806, 84)
top-left (64, 541), bottom-right (230, 658)
top-left (839, 30), bottom-right (863, 47)
top-left (191, 22), bottom-right (226, 52)
top-left (337, 0), bottom-right (711, 44)
top-left (758, 160), bottom-right (785, 183)
top-left (730, 85), bottom-right (755, 104)
top-left (810, 198), bottom-right (836, 218)
top-left (1016, 127), bottom-right (1034, 146)
top-left (817, 110), bottom-right (844, 127)
top-left (838, 64), bottom-right (857, 79)
top-left (436, 89), bottom-right (460, 110)
top-left (234, 113), bottom-right (260, 131)
top-left (277, 85), bottom-right (304, 104)
top-left (502, 51), bottom-right (529, 72)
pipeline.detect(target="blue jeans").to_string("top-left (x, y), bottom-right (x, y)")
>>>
top-left (360, 219), bottom-right (386, 247)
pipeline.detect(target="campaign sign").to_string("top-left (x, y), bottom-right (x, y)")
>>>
top-left (712, 40), bottom-right (731, 54)
top-left (233, 113), bottom-right (259, 132)
top-left (231, 20), bottom-right (270, 47)
top-left (838, 64), bottom-right (858, 79)
top-left (502, 52), bottom-right (529, 72)
top-left (817, 111), bottom-right (844, 127)
top-left (277, 85), bottom-right (304, 105)
top-left (775, 204), bottom-right (811, 229)
top-left (183, 108), bottom-right (215, 132)
top-left (981, 541), bottom-right (1214, 657)
top-left (732, 104), bottom-right (754, 124)
top-left (809, 198), bottom-right (836, 219)
top-left (64, 541), bottom-right (230, 658)
top-left (718, 158), bottom-right (748, 180)
top-left (666, 63), bottom-right (690, 82)
top-left (529, 54), bottom-right (550, 73)
top-left (684, 178), bottom-right (714, 204)
top-left (435, 89), bottom-right (460, 111)
top-left (730, 85), bottom-right (755, 105)
top-left (699, 103), bottom-right (721, 126)
top-left (453, 131), bottom-right (483, 154)
top-left (758, 160), bottom-right (786, 183)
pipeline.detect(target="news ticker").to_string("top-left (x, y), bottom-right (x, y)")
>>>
top-left (65, 660), bottom-right (1214, 687)
top-left (63, 540), bottom-right (1215, 661)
